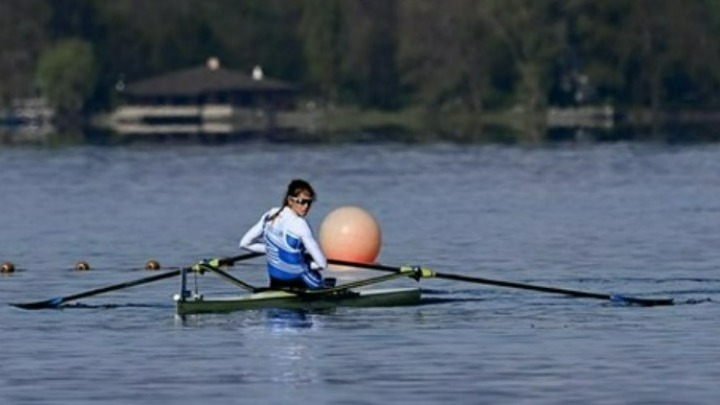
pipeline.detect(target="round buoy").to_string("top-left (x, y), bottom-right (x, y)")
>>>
top-left (145, 259), bottom-right (161, 270)
top-left (319, 206), bottom-right (382, 264)
top-left (75, 261), bottom-right (90, 271)
top-left (1, 262), bottom-right (15, 273)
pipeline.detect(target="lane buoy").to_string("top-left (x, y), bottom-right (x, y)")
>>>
top-left (145, 259), bottom-right (161, 270)
top-left (1, 262), bottom-right (15, 273)
top-left (319, 206), bottom-right (382, 264)
top-left (75, 261), bottom-right (90, 271)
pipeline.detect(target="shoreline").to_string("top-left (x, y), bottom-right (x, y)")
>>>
top-left (7, 106), bottom-right (720, 145)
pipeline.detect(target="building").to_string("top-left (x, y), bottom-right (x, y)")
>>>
top-left (110, 58), bottom-right (299, 136)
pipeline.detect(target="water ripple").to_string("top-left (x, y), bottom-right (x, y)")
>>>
top-left (2, 143), bottom-right (720, 404)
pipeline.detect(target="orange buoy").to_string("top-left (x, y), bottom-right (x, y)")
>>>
top-left (1, 262), bottom-right (15, 273)
top-left (319, 206), bottom-right (382, 264)
top-left (145, 259), bottom-right (161, 270)
top-left (75, 261), bottom-right (90, 271)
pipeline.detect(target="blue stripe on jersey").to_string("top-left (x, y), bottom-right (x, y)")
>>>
top-left (268, 266), bottom-right (298, 281)
top-left (279, 249), bottom-right (303, 265)
top-left (301, 270), bottom-right (324, 289)
top-left (285, 233), bottom-right (302, 249)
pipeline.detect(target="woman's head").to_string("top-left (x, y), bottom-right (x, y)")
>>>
top-left (285, 179), bottom-right (315, 199)
top-left (284, 179), bottom-right (316, 217)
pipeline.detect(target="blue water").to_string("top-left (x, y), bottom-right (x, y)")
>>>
top-left (2, 141), bottom-right (720, 404)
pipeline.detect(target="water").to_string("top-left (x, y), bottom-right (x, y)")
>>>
top-left (2, 141), bottom-right (719, 404)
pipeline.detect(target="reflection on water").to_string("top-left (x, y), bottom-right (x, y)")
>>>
top-left (263, 310), bottom-right (320, 386)
top-left (264, 308), bottom-right (315, 330)
top-left (1, 128), bottom-right (51, 145)
top-left (174, 308), bottom-right (322, 387)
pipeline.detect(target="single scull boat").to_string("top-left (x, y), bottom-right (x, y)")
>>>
top-left (173, 261), bottom-right (424, 315)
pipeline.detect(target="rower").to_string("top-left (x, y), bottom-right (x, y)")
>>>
top-left (239, 179), bottom-right (334, 290)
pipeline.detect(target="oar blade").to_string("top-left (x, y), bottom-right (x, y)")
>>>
top-left (610, 295), bottom-right (674, 307)
top-left (10, 297), bottom-right (64, 310)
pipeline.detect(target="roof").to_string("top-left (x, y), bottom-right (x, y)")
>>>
top-left (124, 65), bottom-right (296, 97)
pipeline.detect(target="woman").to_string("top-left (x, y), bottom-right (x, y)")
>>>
top-left (239, 179), bottom-right (330, 289)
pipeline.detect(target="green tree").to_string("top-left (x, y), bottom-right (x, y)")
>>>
top-left (342, 0), bottom-right (401, 109)
top-left (36, 38), bottom-right (98, 115)
top-left (571, 0), bottom-right (720, 112)
top-left (203, 0), bottom-right (304, 81)
top-left (300, 0), bottom-right (344, 102)
top-left (478, 0), bottom-right (565, 113)
top-left (0, 0), bottom-right (50, 104)
top-left (398, 0), bottom-right (515, 113)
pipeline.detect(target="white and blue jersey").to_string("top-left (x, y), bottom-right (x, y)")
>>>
top-left (239, 207), bottom-right (327, 289)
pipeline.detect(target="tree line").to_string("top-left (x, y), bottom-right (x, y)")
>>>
top-left (2, 0), bottom-right (720, 120)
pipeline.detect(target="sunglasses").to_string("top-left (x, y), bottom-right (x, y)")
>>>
top-left (290, 196), bottom-right (314, 206)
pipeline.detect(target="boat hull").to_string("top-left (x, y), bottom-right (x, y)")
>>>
top-left (175, 287), bottom-right (422, 315)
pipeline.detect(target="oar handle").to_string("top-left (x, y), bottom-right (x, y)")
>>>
top-left (219, 252), bottom-right (263, 266)
top-left (330, 259), bottom-right (395, 271)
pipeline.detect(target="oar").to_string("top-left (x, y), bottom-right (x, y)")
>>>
top-left (10, 252), bottom-right (262, 310)
top-left (204, 266), bottom-right (259, 292)
top-left (300, 271), bottom-right (414, 296)
top-left (328, 259), bottom-right (674, 307)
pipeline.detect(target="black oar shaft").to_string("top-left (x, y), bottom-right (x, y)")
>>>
top-left (300, 271), bottom-right (412, 296)
top-left (11, 252), bottom-right (263, 310)
top-left (328, 259), bottom-right (673, 306)
top-left (433, 271), bottom-right (609, 300)
top-left (61, 270), bottom-right (181, 303)
top-left (206, 266), bottom-right (258, 292)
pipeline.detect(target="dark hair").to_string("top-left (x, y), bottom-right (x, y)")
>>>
top-left (285, 178), bottom-right (315, 199)
top-left (268, 179), bottom-right (316, 221)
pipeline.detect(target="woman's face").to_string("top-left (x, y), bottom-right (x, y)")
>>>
top-left (287, 190), bottom-right (314, 217)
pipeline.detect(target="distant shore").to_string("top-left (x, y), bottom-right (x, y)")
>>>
top-left (7, 105), bottom-right (720, 145)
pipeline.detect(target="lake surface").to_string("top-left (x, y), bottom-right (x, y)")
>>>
top-left (1, 140), bottom-right (719, 404)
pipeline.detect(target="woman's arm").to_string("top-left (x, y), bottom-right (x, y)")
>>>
top-left (299, 222), bottom-right (327, 270)
top-left (239, 214), bottom-right (268, 253)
